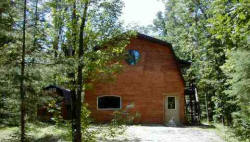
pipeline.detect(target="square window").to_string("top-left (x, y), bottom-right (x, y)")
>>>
top-left (98, 96), bottom-right (121, 110)
top-left (168, 97), bottom-right (175, 109)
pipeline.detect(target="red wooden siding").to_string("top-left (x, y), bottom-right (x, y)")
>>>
top-left (85, 37), bottom-right (186, 124)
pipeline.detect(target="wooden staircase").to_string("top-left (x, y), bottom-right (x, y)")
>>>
top-left (185, 83), bottom-right (201, 124)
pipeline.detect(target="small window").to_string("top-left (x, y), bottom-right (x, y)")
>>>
top-left (168, 97), bottom-right (175, 109)
top-left (97, 96), bottom-right (121, 110)
top-left (126, 50), bottom-right (140, 65)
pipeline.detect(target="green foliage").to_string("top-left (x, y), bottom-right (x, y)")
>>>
top-left (2, 0), bottom-right (248, 140)
top-left (152, 0), bottom-right (249, 140)
top-left (101, 107), bottom-right (139, 140)
top-left (0, 0), bottom-right (51, 127)
top-left (1, 0), bottom-right (133, 141)
top-left (210, 0), bottom-right (250, 140)
top-left (64, 104), bottom-right (136, 142)
top-left (0, 0), bottom-right (15, 47)
top-left (80, 104), bottom-right (97, 142)
top-left (222, 50), bottom-right (250, 141)
top-left (1, 122), bottom-right (70, 142)
top-left (45, 1), bottom-right (133, 139)
top-left (152, 0), bottom-right (227, 122)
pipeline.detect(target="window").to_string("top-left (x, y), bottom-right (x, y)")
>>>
top-left (168, 97), bottom-right (175, 109)
top-left (126, 50), bottom-right (140, 65)
top-left (97, 96), bottom-right (121, 110)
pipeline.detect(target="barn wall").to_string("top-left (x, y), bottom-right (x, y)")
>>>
top-left (85, 37), bottom-right (185, 124)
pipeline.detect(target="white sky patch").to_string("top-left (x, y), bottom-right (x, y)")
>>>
top-left (120, 0), bottom-right (165, 26)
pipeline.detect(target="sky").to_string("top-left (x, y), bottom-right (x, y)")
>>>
top-left (120, 0), bottom-right (165, 26)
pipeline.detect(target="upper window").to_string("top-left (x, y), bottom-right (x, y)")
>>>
top-left (97, 96), bottom-right (121, 110)
top-left (126, 50), bottom-right (140, 65)
top-left (168, 97), bottom-right (175, 109)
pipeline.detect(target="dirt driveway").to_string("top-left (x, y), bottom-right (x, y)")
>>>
top-left (101, 125), bottom-right (224, 142)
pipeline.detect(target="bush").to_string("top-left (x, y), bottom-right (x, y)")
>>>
top-left (222, 49), bottom-right (250, 141)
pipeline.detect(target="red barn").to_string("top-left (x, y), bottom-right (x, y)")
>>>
top-left (85, 33), bottom-right (189, 125)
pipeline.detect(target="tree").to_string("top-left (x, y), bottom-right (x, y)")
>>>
top-left (0, 0), bottom-right (132, 141)
top-left (45, 0), bottom-right (132, 141)
top-left (210, 0), bottom-right (250, 139)
top-left (152, 0), bottom-right (222, 121)
top-left (0, 0), bottom-right (15, 47)
top-left (152, 0), bottom-right (249, 140)
top-left (20, 0), bottom-right (27, 141)
top-left (1, 0), bottom-right (56, 140)
top-left (0, 0), bottom-right (16, 122)
top-left (74, 1), bottom-right (89, 141)
top-left (222, 50), bottom-right (250, 140)
top-left (151, 0), bottom-right (242, 124)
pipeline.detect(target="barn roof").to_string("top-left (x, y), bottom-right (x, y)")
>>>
top-left (44, 85), bottom-right (71, 105)
top-left (137, 33), bottom-right (172, 47)
top-left (137, 33), bottom-right (191, 67)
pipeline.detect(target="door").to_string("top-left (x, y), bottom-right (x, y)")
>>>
top-left (165, 96), bottom-right (180, 125)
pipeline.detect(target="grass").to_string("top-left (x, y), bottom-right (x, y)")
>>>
top-left (0, 122), bottom-right (70, 142)
top-left (0, 122), bottom-right (128, 142)
top-left (0, 126), bottom-right (19, 141)
top-left (213, 123), bottom-right (244, 142)
top-left (200, 121), bottom-right (244, 142)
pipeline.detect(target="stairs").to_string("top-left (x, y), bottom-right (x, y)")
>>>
top-left (185, 83), bottom-right (201, 125)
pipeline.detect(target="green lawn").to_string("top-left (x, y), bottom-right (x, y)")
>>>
top-left (0, 122), bottom-right (126, 142)
top-left (0, 122), bottom-right (70, 142)
top-left (213, 123), bottom-right (243, 142)
top-left (200, 122), bottom-right (243, 142)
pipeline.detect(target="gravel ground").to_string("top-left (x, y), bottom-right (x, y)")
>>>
top-left (100, 125), bottom-right (224, 142)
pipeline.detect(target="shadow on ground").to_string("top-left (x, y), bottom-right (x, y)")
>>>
top-left (130, 123), bottom-right (215, 129)
top-left (2, 133), bottom-right (66, 142)
top-left (98, 137), bottom-right (142, 142)
top-left (187, 124), bottom-right (216, 129)
top-left (32, 135), bottom-right (62, 142)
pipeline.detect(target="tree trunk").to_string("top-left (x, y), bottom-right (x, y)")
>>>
top-left (53, 0), bottom-right (63, 58)
top-left (74, 1), bottom-right (89, 142)
top-left (205, 93), bottom-right (209, 123)
top-left (206, 92), bottom-right (214, 122)
top-left (21, 0), bottom-right (27, 141)
top-left (71, 1), bottom-right (77, 141)
top-left (71, 90), bottom-right (77, 141)
top-left (33, 0), bottom-right (39, 48)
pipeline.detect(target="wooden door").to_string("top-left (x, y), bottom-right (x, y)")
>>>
top-left (165, 96), bottom-right (180, 125)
